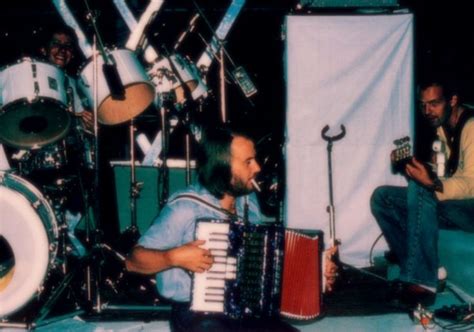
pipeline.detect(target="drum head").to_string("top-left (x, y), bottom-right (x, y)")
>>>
top-left (99, 82), bottom-right (155, 125)
top-left (0, 173), bottom-right (56, 317)
top-left (0, 100), bottom-right (71, 149)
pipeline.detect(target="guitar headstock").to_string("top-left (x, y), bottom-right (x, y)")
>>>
top-left (391, 136), bottom-right (412, 173)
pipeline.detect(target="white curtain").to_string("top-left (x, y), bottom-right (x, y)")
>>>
top-left (284, 14), bottom-right (414, 267)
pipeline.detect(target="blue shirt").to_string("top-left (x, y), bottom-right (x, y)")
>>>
top-left (138, 183), bottom-right (262, 302)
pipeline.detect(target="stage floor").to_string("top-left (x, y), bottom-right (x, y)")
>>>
top-left (2, 264), bottom-right (473, 331)
top-left (1, 290), bottom-right (469, 332)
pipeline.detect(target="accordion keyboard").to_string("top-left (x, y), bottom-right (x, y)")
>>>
top-left (191, 221), bottom-right (237, 313)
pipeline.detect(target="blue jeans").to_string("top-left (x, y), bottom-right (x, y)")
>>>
top-left (370, 181), bottom-right (474, 288)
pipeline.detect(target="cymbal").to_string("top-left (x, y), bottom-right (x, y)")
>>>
top-left (0, 101), bottom-right (71, 149)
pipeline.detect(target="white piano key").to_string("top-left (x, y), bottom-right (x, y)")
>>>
top-left (204, 294), bottom-right (225, 302)
top-left (211, 249), bottom-right (228, 257)
top-left (214, 256), bottom-right (227, 263)
top-left (206, 288), bottom-right (225, 295)
top-left (209, 263), bottom-right (227, 272)
top-left (226, 256), bottom-right (237, 265)
top-left (204, 278), bottom-right (225, 289)
top-left (208, 241), bottom-right (229, 250)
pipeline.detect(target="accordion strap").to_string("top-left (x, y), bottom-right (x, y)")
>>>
top-left (170, 194), bottom-right (238, 220)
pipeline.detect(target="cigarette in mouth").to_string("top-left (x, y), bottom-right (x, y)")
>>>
top-left (251, 179), bottom-right (261, 192)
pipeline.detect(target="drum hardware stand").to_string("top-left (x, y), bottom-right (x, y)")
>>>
top-left (120, 117), bottom-right (143, 240)
top-left (158, 98), bottom-right (170, 209)
top-left (76, 26), bottom-right (170, 319)
top-left (83, 4), bottom-right (132, 312)
top-left (321, 124), bottom-right (346, 289)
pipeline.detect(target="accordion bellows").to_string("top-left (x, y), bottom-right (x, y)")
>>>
top-left (280, 230), bottom-right (322, 320)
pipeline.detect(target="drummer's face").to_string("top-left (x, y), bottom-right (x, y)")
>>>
top-left (48, 33), bottom-right (74, 68)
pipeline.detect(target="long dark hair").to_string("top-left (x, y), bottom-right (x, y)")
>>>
top-left (197, 126), bottom-right (250, 199)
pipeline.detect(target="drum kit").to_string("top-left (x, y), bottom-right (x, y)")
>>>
top-left (0, 0), bottom-right (262, 325)
top-left (0, 29), bottom-right (209, 326)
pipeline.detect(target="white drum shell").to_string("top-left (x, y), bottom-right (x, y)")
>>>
top-left (79, 49), bottom-right (155, 125)
top-left (148, 54), bottom-right (207, 104)
top-left (0, 58), bottom-right (68, 109)
top-left (0, 172), bottom-right (58, 318)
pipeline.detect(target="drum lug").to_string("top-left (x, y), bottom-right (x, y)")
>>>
top-left (49, 242), bottom-right (57, 255)
top-left (32, 200), bottom-right (41, 209)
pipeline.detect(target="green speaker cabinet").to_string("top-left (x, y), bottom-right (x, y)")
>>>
top-left (112, 161), bottom-right (196, 234)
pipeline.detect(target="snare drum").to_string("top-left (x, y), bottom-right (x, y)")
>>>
top-left (0, 172), bottom-right (58, 318)
top-left (0, 58), bottom-right (71, 149)
top-left (78, 49), bottom-right (155, 125)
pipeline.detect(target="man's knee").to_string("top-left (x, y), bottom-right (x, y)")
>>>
top-left (370, 186), bottom-right (391, 213)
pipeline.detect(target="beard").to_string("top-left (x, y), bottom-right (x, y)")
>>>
top-left (425, 106), bottom-right (451, 128)
top-left (228, 176), bottom-right (253, 197)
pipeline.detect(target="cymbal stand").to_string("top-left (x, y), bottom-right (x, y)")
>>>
top-left (87, 32), bottom-right (103, 312)
top-left (218, 46), bottom-right (227, 124)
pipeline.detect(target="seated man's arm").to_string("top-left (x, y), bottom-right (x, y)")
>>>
top-left (126, 240), bottom-right (213, 275)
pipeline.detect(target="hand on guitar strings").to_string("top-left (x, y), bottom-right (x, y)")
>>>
top-left (405, 158), bottom-right (436, 188)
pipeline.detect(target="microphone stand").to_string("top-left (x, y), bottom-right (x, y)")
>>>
top-left (321, 124), bottom-right (346, 291)
top-left (82, 1), bottom-right (123, 314)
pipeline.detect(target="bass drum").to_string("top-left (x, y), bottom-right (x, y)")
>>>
top-left (0, 172), bottom-right (58, 318)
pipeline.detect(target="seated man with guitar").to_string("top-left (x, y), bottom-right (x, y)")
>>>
top-left (371, 78), bottom-right (474, 308)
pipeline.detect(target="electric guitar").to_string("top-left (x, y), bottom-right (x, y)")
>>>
top-left (391, 136), bottom-right (412, 173)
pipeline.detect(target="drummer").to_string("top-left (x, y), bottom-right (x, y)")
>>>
top-left (21, 24), bottom-right (92, 257)
top-left (39, 24), bottom-right (93, 131)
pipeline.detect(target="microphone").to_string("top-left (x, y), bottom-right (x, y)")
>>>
top-left (103, 62), bottom-right (125, 100)
top-left (174, 13), bottom-right (200, 51)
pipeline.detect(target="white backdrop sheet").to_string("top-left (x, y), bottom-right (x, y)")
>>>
top-left (284, 14), bottom-right (414, 267)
